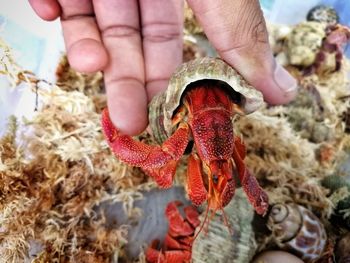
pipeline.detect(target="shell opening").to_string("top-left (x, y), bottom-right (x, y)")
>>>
top-left (172, 79), bottom-right (246, 120)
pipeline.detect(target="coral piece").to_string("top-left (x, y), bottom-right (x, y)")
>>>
top-left (267, 203), bottom-right (327, 262)
top-left (145, 201), bottom-right (200, 263)
top-left (102, 57), bottom-right (268, 219)
top-left (286, 21), bottom-right (327, 67)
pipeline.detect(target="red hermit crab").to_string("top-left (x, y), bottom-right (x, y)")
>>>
top-left (102, 57), bottom-right (268, 218)
top-left (285, 21), bottom-right (350, 75)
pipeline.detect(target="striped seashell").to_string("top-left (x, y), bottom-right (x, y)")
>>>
top-left (267, 203), bottom-right (327, 262)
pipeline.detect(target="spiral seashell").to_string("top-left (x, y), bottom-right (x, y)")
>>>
top-left (267, 203), bottom-right (327, 262)
top-left (148, 57), bottom-right (263, 143)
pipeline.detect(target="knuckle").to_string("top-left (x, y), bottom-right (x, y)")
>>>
top-left (102, 25), bottom-right (140, 39)
top-left (142, 22), bottom-right (181, 43)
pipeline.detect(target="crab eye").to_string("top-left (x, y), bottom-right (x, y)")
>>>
top-left (212, 174), bottom-right (219, 185)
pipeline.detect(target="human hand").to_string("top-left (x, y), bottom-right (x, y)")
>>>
top-left (29, 0), bottom-right (297, 135)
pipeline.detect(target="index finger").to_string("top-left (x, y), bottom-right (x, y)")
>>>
top-left (93, 0), bottom-right (148, 135)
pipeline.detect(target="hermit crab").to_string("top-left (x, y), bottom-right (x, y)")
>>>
top-left (102, 57), bottom-right (268, 218)
top-left (286, 21), bottom-right (350, 74)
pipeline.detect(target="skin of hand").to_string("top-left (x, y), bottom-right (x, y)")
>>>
top-left (29, 0), bottom-right (298, 136)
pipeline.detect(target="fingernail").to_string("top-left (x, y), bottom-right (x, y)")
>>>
top-left (274, 64), bottom-right (298, 93)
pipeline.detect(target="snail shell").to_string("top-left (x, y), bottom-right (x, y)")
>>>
top-left (191, 189), bottom-right (258, 263)
top-left (307, 5), bottom-right (339, 25)
top-left (267, 203), bottom-right (327, 262)
top-left (148, 57), bottom-right (264, 143)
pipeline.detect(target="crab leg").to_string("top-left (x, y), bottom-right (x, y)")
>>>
top-left (101, 109), bottom-right (190, 187)
top-left (186, 153), bottom-right (208, 206)
top-left (232, 136), bottom-right (269, 215)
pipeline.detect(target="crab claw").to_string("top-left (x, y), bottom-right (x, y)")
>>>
top-left (186, 153), bottom-right (236, 210)
top-left (166, 201), bottom-right (195, 237)
top-left (146, 240), bottom-right (165, 263)
top-left (101, 108), bottom-right (190, 188)
top-left (146, 201), bottom-right (199, 263)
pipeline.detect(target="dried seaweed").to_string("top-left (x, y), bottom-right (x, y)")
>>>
top-left (247, 21), bottom-right (350, 256)
top-left (0, 39), bottom-right (149, 263)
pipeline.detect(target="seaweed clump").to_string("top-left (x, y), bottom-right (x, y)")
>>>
top-left (0, 38), bottom-right (152, 262)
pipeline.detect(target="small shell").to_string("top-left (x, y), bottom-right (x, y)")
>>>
top-left (267, 203), bottom-right (327, 262)
top-left (286, 22), bottom-right (327, 67)
top-left (149, 57), bottom-right (264, 143)
top-left (191, 189), bottom-right (258, 263)
top-left (307, 5), bottom-right (339, 25)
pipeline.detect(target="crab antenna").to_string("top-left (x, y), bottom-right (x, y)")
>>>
top-left (208, 207), bottom-right (217, 229)
top-left (220, 206), bottom-right (233, 235)
top-left (193, 201), bottom-right (210, 242)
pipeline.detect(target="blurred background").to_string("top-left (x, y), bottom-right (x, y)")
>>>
top-left (1, 0), bottom-right (350, 136)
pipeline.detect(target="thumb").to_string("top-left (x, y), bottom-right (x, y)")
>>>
top-left (187, 0), bottom-right (298, 105)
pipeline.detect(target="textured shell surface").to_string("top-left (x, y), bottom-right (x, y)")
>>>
top-left (287, 21), bottom-right (327, 67)
top-left (148, 57), bottom-right (264, 143)
top-left (307, 5), bottom-right (339, 25)
top-left (191, 189), bottom-right (257, 263)
top-left (267, 203), bottom-right (327, 262)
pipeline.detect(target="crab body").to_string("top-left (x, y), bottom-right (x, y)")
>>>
top-left (285, 21), bottom-right (350, 74)
top-left (102, 57), bottom-right (268, 215)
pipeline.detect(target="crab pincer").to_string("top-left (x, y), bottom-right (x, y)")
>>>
top-left (145, 201), bottom-right (199, 263)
